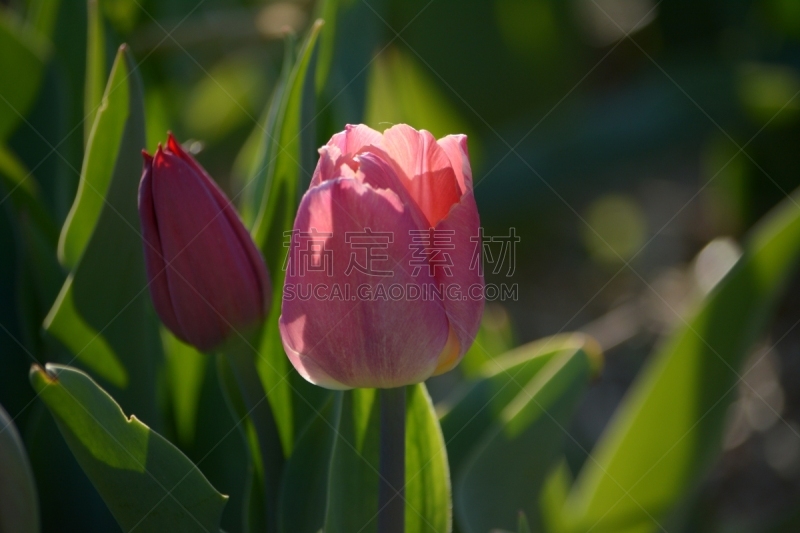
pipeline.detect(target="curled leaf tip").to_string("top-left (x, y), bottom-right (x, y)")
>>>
top-left (29, 363), bottom-right (57, 384)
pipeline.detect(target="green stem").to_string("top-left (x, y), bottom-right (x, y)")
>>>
top-left (225, 340), bottom-right (283, 533)
top-left (377, 386), bottom-right (406, 533)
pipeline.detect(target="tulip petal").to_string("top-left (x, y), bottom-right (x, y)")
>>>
top-left (432, 190), bottom-right (484, 370)
top-left (433, 326), bottom-right (461, 375)
top-left (138, 153), bottom-right (184, 340)
top-left (311, 125), bottom-right (383, 187)
top-left (151, 149), bottom-right (264, 351)
top-left (279, 177), bottom-right (450, 389)
top-left (437, 134), bottom-right (472, 193)
top-left (381, 124), bottom-right (462, 227)
top-left (166, 134), bottom-right (270, 309)
top-left (311, 144), bottom-right (344, 187)
top-left (279, 315), bottom-right (350, 390)
top-left (343, 123), bottom-right (383, 154)
top-left (353, 148), bottom-right (429, 231)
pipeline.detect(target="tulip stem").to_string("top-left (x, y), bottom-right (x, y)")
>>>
top-left (224, 340), bottom-right (284, 533)
top-left (378, 386), bottom-right (406, 533)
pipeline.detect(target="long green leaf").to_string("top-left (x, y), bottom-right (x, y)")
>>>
top-left (30, 364), bottom-right (227, 533)
top-left (0, 11), bottom-right (49, 142)
top-left (248, 20), bottom-right (327, 456)
top-left (563, 190), bottom-right (800, 533)
top-left (84, 0), bottom-right (106, 146)
top-left (44, 44), bottom-right (162, 425)
top-left (405, 382), bottom-right (452, 533)
top-left (237, 33), bottom-right (295, 230)
top-left (455, 344), bottom-right (595, 533)
top-left (162, 329), bottom-right (206, 447)
top-left (215, 355), bottom-right (265, 533)
top-left (324, 384), bottom-right (451, 533)
top-left (59, 44), bottom-right (128, 269)
top-left (314, 0), bottom-right (338, 94)
top-left (324, 388), bottom-right (379, 533)
top-left (440, 333), bottom-right (599, 476)
top-left (278, 397), bottom-right (337, 533)
top-left (0, 403), bottom-right (40, 533)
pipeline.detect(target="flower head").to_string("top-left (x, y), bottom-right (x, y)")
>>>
top-left (139, 134), bottom-right (270, 351)
top-left (280, 124), bottom-right (483, 389)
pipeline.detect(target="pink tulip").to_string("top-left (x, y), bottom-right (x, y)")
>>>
top-left (139, 134), bottom-right (270, 352)
top-left (280, 124), bottom-right (484, 389)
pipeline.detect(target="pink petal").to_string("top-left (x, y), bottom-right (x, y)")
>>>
top-left (437, 134), bottom-right (472, 193)
top-left (279, 177), bottom-right (450, 389)
top-left (343, 123), bottom-right (383, 153)
top-left (311, 125), bottom-right (383, 187)
top-left (353, 147), bottom-right (429, 231)
top-left (310, 144), bottom-right (345, 187)
top-left (380, 124), bottom-right (462, 227)
top-left (431, 190), bottom-right (484, 372)
top-left (280, 314), bottom-right (350, 390)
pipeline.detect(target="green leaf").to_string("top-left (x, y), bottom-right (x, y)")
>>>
top-left (562, 190), bottom-right (800, 533)
top-left (440, 333), bottom-right (599, 476)
top-left (324, 384), bottom-right (451, 533)
top-left (30, 364), bottom-right (227, 533)
top-left (237, 33), bottom-right (295, 230)
top-left (278, 397), bottom-right (337, 533)
top-left (404, 383), bottom-right (452, 533)
top-left (314, 0), bottom-right (338, 94)
top-left (45, 276), bottom-right (128, 388)
top-left (84, 0), bottom-right (106, 146)
top-left (315, 0), bottom-right (386, 125)
top-left (219, 337), bottom-right (286, 533)
top-left (26, 0), bottom-right (61, 39)
top-left (454, 343), bottom-right (596, 533)
top-left (247, 21), bottom-right (327, 456)
top-left (460, 304), bottom-right (516, 378)
top-left (538, 461), bottom-right (572, 533)
top-left (215, 355), bottom-right (265, 533)
top-left (44, 44), bottom-right (163, 425)
top-left (162, 329), bottom-right (206, 447)
top-left (59, 44), bottom-right (129, 269)
top-left (0, 10), bottom-right (49, 142)
top-left (250, 22), bottom-right (321, 249)
top-left (0, 403), bottom-right (40, 533)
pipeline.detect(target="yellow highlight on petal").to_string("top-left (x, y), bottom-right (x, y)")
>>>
top-left (432, 328), bottom-right (461, 376)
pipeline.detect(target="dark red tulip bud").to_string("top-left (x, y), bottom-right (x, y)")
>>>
top-left (139, 133), bottom-right (270, 352)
